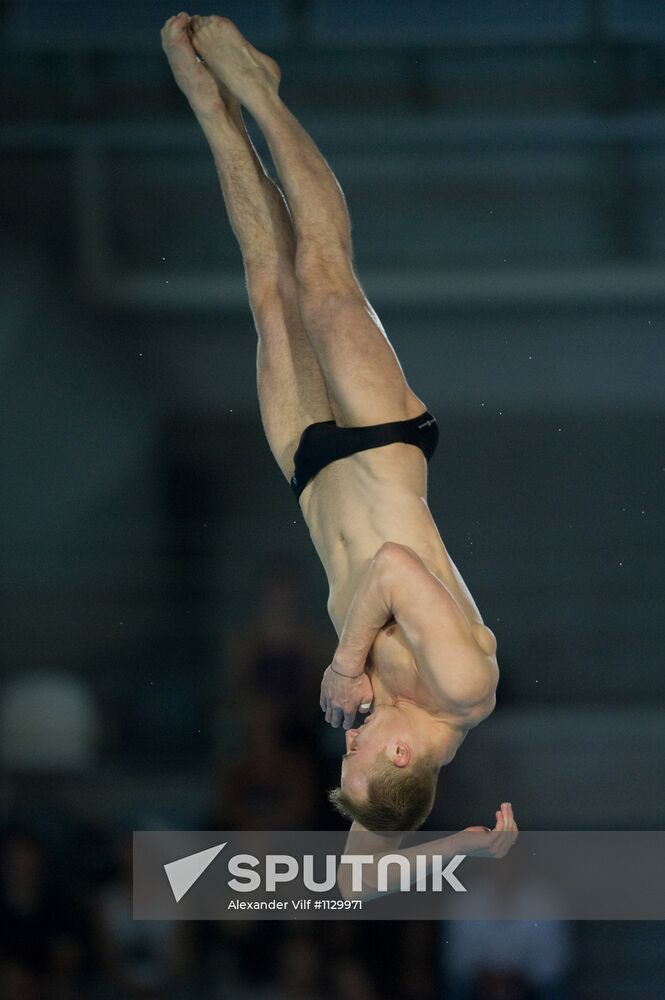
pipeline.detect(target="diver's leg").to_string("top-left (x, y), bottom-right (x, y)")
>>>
top-left (161, 13), bottom-right (333, 480)
top-left (188, 15), bottom-right (425, 427)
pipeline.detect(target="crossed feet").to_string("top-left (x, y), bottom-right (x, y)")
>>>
top-left (161, 11), bottom-right (281, 120)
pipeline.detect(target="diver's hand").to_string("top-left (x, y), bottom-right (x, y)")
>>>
top-left (450, 802), bottom-right (518, 858)
top-left (320, 663), bottom-right (374, 729)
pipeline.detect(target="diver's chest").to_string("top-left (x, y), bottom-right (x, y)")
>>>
top-left (368, 622), bottom-right (419, 691)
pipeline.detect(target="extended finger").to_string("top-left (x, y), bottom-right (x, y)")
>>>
top-left (508, 808), bottom-right (519, 844)
top-left (326, 706), bottom-right (343, 728)
top-left (503, 803), bottom-right (517, 834)
top-left (343, 709), bottom-right (357, 730)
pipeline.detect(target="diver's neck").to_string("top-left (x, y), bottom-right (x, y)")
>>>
top-left (383, 699), bottom-right (463, 766)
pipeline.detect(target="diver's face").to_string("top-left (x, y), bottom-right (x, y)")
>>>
top-left (340, 712), bottom-right (388, 798)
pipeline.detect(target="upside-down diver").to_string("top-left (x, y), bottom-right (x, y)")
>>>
top-left (161, 12), bottom-right (517, 844)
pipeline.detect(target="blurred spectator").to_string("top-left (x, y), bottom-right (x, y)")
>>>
top-left (0, 828), bottom-right (84, 1000)
top-left (329, 953), bottom-right (379, 1000)
top-left (93, 833), bottom-right (191, 999)
top-left (225, 927), bottom-right (327, 1000)
top-left (438, 851), bottom-right (573, 1000)
top-left (329, 921), bottom-right (431, 1000)
top-left (441, 920), bottom-right (572, 1000)
top-left (399, 922), bottom-right (437, 1000)
top-left (223, 558), bottom-right (334, 745)
top-left (209, 697), bottom-right (324, 830)
top-left (271, 930), bottom-right (326, 1000)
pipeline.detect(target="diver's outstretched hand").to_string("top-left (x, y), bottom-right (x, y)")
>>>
top-left (336, 803), bottom-right (518, 901)
top-left (451, 802), bottom-right (518, 858)
top-left (320, 663), bottom-right (374, 729)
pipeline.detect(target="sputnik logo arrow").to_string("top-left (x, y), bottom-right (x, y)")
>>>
top-left (164, 842), bottom-right (227, 902)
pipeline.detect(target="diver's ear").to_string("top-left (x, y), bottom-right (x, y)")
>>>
top-left (391, 742), bottom-right (412, 768)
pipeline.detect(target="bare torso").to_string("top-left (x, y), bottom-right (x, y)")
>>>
top-left (299, 440), bottom-right (498, 751)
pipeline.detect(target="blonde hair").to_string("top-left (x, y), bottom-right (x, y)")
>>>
top-left (329, 753), bottom-right (439, 831)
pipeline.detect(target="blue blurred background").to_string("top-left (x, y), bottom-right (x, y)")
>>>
top-left (1, 1), bottom-right (664, 998)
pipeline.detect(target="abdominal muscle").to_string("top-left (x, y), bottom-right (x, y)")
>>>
top-left (299, 442), bottom-right (487, 662)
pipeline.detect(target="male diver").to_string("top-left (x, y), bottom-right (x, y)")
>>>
top-left (161, 13), bottom-right (517, 840)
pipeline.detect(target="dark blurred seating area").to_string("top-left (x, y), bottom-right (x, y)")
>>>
top-left (2, 0), bottom-right (665, 997)
top-left (0, 554), bottom-right (662, 999)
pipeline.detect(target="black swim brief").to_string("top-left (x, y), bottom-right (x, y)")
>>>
top-left (290, 409), bottom-right (439, 502)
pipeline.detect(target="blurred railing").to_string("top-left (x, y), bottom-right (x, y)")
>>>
top-left (5, 0), bottom-right (665, 50)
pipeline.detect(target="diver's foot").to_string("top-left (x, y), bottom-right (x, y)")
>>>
top-left (160, 12), bottom-right (225, 119)
top-left (215, 78), bottom-right (242, 122)
top-left (188, 15), bottom-right (281, 116)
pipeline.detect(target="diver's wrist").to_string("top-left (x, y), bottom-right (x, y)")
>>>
top-left (330, 658), bottom-right (364, 679)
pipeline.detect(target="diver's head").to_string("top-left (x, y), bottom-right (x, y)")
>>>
top-left (330, 707), bottom-right (440, 831)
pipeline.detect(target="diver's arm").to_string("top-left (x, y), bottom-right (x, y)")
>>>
top-left (379, 542), bottom-right (498, 714)
top-left (332, 547), bottom-right (394, 675)
top-left (320, 548), bottom-right (393, 728)
top-left (336, 804), bottom-right (518, 902)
